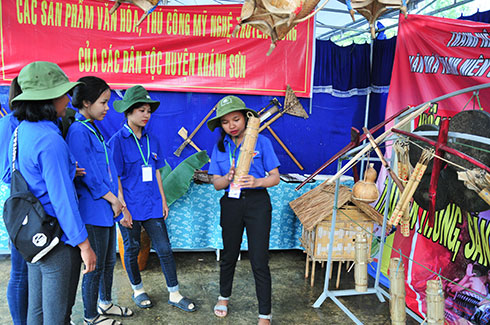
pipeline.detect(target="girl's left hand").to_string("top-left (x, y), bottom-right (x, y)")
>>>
top-left (235, 175), bottom-right (259, 188)
top-left (163, 202), bottom-right (169, 220)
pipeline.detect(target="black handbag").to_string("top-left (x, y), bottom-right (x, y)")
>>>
top-left (3, 127), bottom-right (63, 263)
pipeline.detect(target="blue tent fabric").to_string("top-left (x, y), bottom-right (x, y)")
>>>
top-left (460, 9), bottom-right (490, 23)
top-left (313, 40), bottom-right (371, 96)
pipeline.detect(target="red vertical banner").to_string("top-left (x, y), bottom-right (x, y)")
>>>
top-left (382, 14), bottom-right (490, 322)
top-left (1, 1), bottom-right (314, 97)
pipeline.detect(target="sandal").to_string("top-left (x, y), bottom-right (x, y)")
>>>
top-left (132, 292), bottom-right (153, 309)
top-left (97, 303), bottom-right (133, 317)
top-left (168, 296), bottom-right (197, 312)
top-left (214, 296), bottom-right (229, 318)
top-left (258, 314), bottom-right (272, 325)
top-left (84, 314), bottom-right (121, 325)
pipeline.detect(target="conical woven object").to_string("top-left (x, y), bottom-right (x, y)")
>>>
top-left (284, 85), bottom-right (308, 118)
top-left (233, 0), bottom-right (321, 55)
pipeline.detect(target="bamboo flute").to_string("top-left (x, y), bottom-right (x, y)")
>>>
top-left (389, 258), bottom-right (406, 325)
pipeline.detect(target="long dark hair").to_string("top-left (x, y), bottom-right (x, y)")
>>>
top-left (217, 110), bottom-right (248, 152)
top-left (71, 76), bottom-right (109, 109)
top-left (14, 100), bottom-right (58, 122)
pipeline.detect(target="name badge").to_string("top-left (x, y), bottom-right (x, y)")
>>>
top-left (228, 182), bottom-right (241, 199)
top-left (142, 165), bottom-right (153, 182)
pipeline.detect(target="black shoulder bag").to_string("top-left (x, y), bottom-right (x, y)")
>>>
top-left (3, 127), bottom-right (63, 263)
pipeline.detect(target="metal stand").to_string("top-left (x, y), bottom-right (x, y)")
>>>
top-left (312, 152), bottom-right (424, 324)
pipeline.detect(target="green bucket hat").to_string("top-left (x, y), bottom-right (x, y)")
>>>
top-left (113, 85), bottom-right (160, 113)
top-left (11, 61), bottom-right (81, 103)
top-left (207, 95), bottom-right (259, 131)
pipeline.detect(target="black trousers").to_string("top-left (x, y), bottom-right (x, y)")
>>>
top-left (219, 189), bottom-right (272, 315)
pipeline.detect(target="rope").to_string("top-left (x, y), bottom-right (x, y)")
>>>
top-left (407, 138), bottom-right (468, 171)
top-left (451, 141), bottom-right (490, 154)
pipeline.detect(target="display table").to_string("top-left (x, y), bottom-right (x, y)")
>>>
top-left (0, 179), bottom-right (354, 254)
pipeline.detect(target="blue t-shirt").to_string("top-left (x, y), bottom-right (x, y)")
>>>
top-left (0, 113), bottom-right (19, 182)
top-left (8, 120), bottom-right (87, 247)
top-left (66, 113), bottom-right (120, 226)
top-left (108, 124), bottom-right (165, 221)
top-left (208, 134), bottom-right (280, 191)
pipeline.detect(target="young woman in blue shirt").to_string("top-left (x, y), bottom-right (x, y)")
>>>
top-left (0, 78), bottom-right (26, 325)
top-left (67, 76), bottom-right (133, 325)
top-left (109, 85), bottom-right (196, 313)
top-left (7, 61), bottom-right (96, 325)
top-left (207, 95), bottom-right (280, 325)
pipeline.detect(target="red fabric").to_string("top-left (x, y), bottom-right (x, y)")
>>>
top-left (385, 14), bottom-right (490, 319)
top-left (2, 1), bottom-right (314, 97)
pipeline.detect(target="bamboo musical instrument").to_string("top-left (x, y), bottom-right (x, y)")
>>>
top-left (389, 258), bottom-right (406, 325)
top-left (458, 168), bottom-right (490, 206)
top-left (354, 233), bottom-right (368, 292)
top-left (234, 112), bottom-right (261, 181)
top-left (426, 279), bottom-right (444, 325)
top-left (394, 140), bottom-right (411, 236)
top-left (388, 148), bottom-right (433, 227)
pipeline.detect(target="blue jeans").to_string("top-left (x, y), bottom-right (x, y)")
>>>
top-left (7, 244), bottom-right (28, 325)
top-left (82, 224), bottom-right (117, 319)
top-left (27, 243), bottom-right (81, 325)
top-left (119, 218), bottom-right (179, 291)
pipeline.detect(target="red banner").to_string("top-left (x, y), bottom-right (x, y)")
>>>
top-left (382, 14), bottom-right (490, 322)
top-left (1, 1), bottom-right (314, 97)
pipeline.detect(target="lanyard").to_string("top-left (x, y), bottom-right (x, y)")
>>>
top-left (76, 119), bottom-right (109, 167)
top-left (124, 124), bottom-right (150, 166)
top-left (227, 142), bottom-right (240, 168)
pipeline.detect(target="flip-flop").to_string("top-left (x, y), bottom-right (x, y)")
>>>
top-left (132, 292), bottom-right (153, 309)
top-left (168, 296), bottom-right (197, 312)
top-left (97, 303), bottom-right (133, 317)
top-left (84, 314), bottom-right (121, 325)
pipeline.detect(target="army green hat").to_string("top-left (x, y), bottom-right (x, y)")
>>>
top-left (113, 85), bottom-right (159, 113)
top-left (206, 95), bottom-right (259, 131)
top-left (11, 61), bottom-right (81, 103)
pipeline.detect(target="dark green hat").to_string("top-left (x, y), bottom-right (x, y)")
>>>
top-left (113, 85), bottom-right (159, 113)
top-left (11, 61), bottom-right (81, 103)
top-left (207, 95), bottom-right (259, 131)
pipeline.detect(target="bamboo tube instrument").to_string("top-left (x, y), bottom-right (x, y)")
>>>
top-left (425, 279), bottom-right (444, 325)
top-left (388, 148), bottom-right (433, 227)
top-left (234, 112), bottom-right (261, 181)
top-left (394, 140), bottom-right (411, 237)
top-left (389, 258), bottom-right (406, 325)
top-left (354, 233), bottom-right (368, 292)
